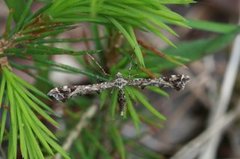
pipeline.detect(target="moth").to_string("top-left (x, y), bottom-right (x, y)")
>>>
top-left (48, 73), bottom-right (190, 115)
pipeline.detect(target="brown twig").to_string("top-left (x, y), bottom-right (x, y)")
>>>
top-left (140, 67), bottom-right (156, 78)
top-left (137, 39), bottom-right (165, 58)
top-left (0, 39), bottom-right (10, 69)
top-left (82, 29), bottom-right (108, 76)
top-left (105, 32), bottom-right (123, 68)
top-left (137, 39), bottom-right (187, 69)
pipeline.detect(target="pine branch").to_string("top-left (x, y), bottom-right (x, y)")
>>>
top-left (1, 0), bottom-right (194, 158)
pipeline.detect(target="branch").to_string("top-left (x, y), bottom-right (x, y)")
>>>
top-left (198, 7), bottom-right (240, 159)
top-left (171, 102), bottom-right (240, 159)
top-left (55, 105), bottom-right (98, 159)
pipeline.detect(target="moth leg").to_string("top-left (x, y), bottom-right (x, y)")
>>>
top-left (117, 89), bottom-right (126, 117)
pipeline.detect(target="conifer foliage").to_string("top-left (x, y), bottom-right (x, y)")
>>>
top-left (5, 0), bottom-right (240, 159)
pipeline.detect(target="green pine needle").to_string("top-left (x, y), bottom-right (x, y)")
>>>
top-left (1, 68), bottom-right (69, 159)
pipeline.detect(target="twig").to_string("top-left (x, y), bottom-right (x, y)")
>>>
top-left (0, 39), bottom-right (10, 68)
top-left (87, 53), bottom-right (108, 76)
top-left (137, 39), bottom-right (187, 69)
top-left (137, 39), bottom-right (165, 58)
top-left (55, 105), bottom-right (98, 159)
top-left (171, 102), bottom-right (240, 159)
top-left (140, 67), bottom-right (156, 78)
top-left (198, 6), bottom-right (240, 159)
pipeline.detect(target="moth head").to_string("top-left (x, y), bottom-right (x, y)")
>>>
top-left (164, 74), bottom-right (190, 91)
top-left (47, 86), bottom-right (71, 102)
